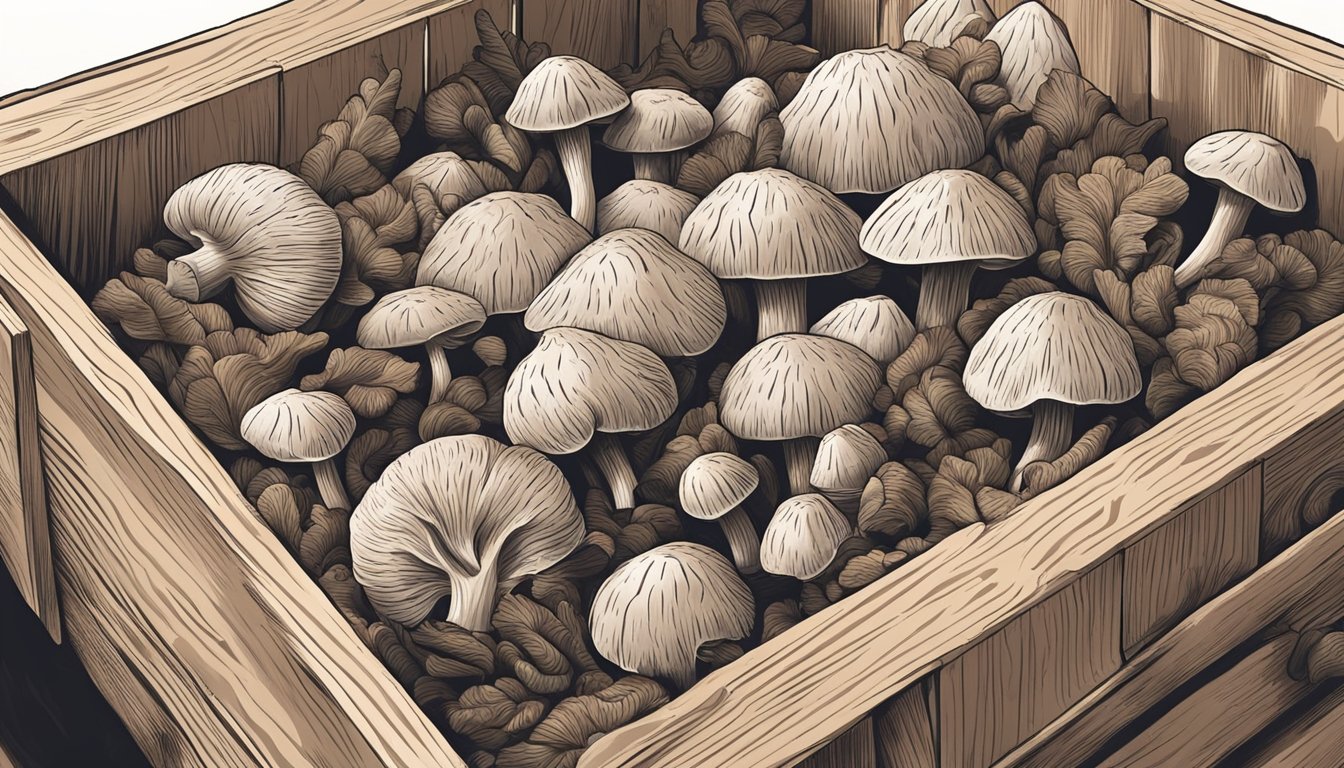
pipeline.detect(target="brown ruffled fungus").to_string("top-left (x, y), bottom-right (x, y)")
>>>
top-left (356, 286), bottom-right (486, 403)
top-left (163, 163), bottom-right (342, 332)
top-left (904, 0), bottom-right (996, 47)
top-left (810, 295), bottom-right (917, 366)
top-left (679, 452), bottom-right (762, 573)
top-left (760, 493), bottom-right (852, 580)
top-left (862, 169), bottom-right (1036, 329)
top-left (679, 168), bottom-right (865, 340)
top-left (712, 77), bottom-right (779, 139)
top-left (604, 89), bottom-right (714, 182)
top-left (349, 434), bottom-right (583, 631)
top-left (964, 292), bottom-right (1140, 490)
top-left (506, 56), bottom-right (630, 232)
top-left (596, 180), bottom-right (700, 243)
top-left (984, 2), bottom-right (1081, 110)
top-left (241, 389), bottom-right (356, 511)
top-left (810, 424), bottom-right (889, 514)
top-left (590, 542), bottom-right (753, 689)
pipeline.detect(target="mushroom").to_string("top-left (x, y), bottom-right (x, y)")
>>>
top-left (712, 77), bottom-right (779, 139)
top-left (984, 2), bottom-right (1081, 110)
top-left (603, 89), bottom-right (713, 183)
top-left (809, 295), bottom-right (916, 366)
top-left (524, 228), bottom-right (726, 357)
top-left (349, 435), bottom-right (583, 631)
top-left (505, 328), bottom-right (677, 509)
top-left (390, 151), bottom-right (486, 202)
top-left (589, 542), bottom-right (753, 689)
top-left (963, 292), bottom-right (1141, 491)
top-left (679, 169), bottom-right (865, 340)
top-left (779, 46), bottom-right (984, 195)
top-left (506, 56), bottom-right (630, 232)
top-left (357, 286), bottom-right (486, 403)
top-left (810, 424), bottom-right (888, 514)
top-left (720, 334), bottom-right (882, 495)
top-left (241, 389), bottom-right (356, 511)
top-left (760, 494), bottom-right (852, 580)
top-left (904, 0), bottom-right (996, 47)
top-left (861, 169), bottom-right (1036, 330)
top-left (163, 163), bottom-right (342, 332)
top-left (679, 453), bottom-right (763, 573)
top-left (596, 180), bottom-right (699, 243)
top-left (1174, 132), bottom-right (1307, 288)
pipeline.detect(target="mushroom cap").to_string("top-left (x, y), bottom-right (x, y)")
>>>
top-left (760, 494), bottom-right (851, 580)
top-left (596, 181), bottom-right (700, 243)
top-left (589, 542), bottom-right (753, 685)
top-left (679, 452), bottom-right (760, 521)
top-left (678, 169), bottom-right (866, 280)
top-left (984, 2), bottom-right (1081, 110)
top-left (241, 388), bottom-right (356, 463)
top-left (350, 434), bottom-right (583, 626)
top-left (779, 47), bottom-right (984, 194)
top-left (604, 89), bottom-right (714, 153)
top-left (713, 77), bottom-right (779, 138)
top-left (505, 55), bottom-right (630, 132)
top-left (720, 334), bottom-right (882, 441)
top-left (164, 163), bottom-right (342, 332)
top-left (861, 170), bottom-right (1037, 269)
top-left (524, 228), bottom-right (727, 356)
top-left (810, 424), bottom-right (888, 497)
top-left (904, 0), bottom-right (996, 47)
top-left (1184, 131), bottom-right (1307, 213)
top-left (504, 328), bottom-right (678, 454)
top-left (964, 292), bottom-right (1142, 411)
top-left (357, 286), bottom-right (486, 350)
top-left (391, 151), bottom-right (487, 201)
top-left (417, 191), bottom-right (591, 315)
top-left (809, 295), bottom-right (916, 365)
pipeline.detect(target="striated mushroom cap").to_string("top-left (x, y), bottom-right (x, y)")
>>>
top-left (390, 151), bottom-right (487, 201)
top-left (904, 0), bottom-right (996, 47)
top-left (164, 163), bottom-right (342, 332)
top-left (525, 228), bottom-right (726, 356)
top-left (984, 2), bottom-right (1081, 110)
top-left (417, 191), bottom-right (591, 315)
top-left (604, 89), bottom-right (713, 153)
top-left (1185, 131), bottom-right (1306, 213)
top-left (596, 180), bottom-right (700, 243)
top-left (506, 56), bottom-right (630, 132)
top-left (590, 542), bottom-right (753, 689)
top-left (964, 292), bottom-right (1142, 411)
top-left (241, 388), bottom-right (356, 463)
top-left (357, 286), bottom-right (486, 350)
top-left (712, 77), bottom-right (779, 138)
top-left (810, 296), bottom-right (916, 365)
top-left (679, 452), bottom-right (759, 521)
top-left (780, 47), bottom-right (984, 194)
top-left (810, 424), bottom-right (888, 513)
top-left (760, 494), bottom-right (851, 580)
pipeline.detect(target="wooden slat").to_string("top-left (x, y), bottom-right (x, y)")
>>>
top-left (427, 0), bottom-right (515, 89)
top-left (638, 0), bottom-right (698, 60)
top-left (874, 680), bottom-right (937, 768)
top-left (1242, 684), bottom-right (1344, 767)
top-left (1261, 405), bottom-right (1344, 561)
top-left (813, 0), bottom-right (881, 55)
top-left (797, 717), bottom-right (876, 768)
top-left (521, 0), bottom-right (637, 69)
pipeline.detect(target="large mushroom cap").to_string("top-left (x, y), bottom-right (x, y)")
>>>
top-left (904, 0), bottom-right (996, 47)
top-left (861, 170), bottom-right (1037, 270)
top-left (720, 334), bottom-right (882, 441)
top-left (241, 388), bottom-right (356, 463)
top-left (604, 89), bottom-right (714, 153)
top-left (390, 151), bottom-right (486, 201)
top-left (679, 452), bottom-right (759, 521)
top-left (596, 180), bottom-right (700, 243)
top-left (964, 292), bottom-right (1142, 411)
top-left (505, 56), bottom-right (630, 132)
top-left (678, 168), bottom-right (865, 280)
top-left (779, 47), bottom-right (984, 194)
top-left (417, 191), bottom-right (591, 315)
top-left (524, 228), bottom-right (726, 356)
top-left (1184, 131), bottom-right (1307, 213)
top-left (985, 2), bottom-right (1081, 110)
top-left (357, 286), bottom-right (486, 350)
top-left (760, 494), bottom-right (851, 580)
top-left (712, 77), bottom-right (779, 138)
top-left (810, 295), bottom-right (916, 365)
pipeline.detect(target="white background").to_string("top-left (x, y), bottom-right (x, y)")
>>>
top-left (0, 0), bottom-right (1341, 98)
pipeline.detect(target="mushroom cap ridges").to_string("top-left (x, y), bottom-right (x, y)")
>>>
top-left (904, 0), bottom-right (996, 47)
top-left (604, 89), bottom-right (714, 153)
top-left (1185, 131), bottom-right (1306, 213)
top-left (596, 180), bottom-right (700, 243)
top-left (680, 452), bottom-right (760, 520)
top-left (712, 77), bottom-right (779, 137)
top-left (779, 47), bottom-right (984, 194)
top-left (241, 388), bottom-right (356, 463)
top-left (984, 2), bottom-right (1081, 110)
top-left (964, 292), bottom-right (1142, 411)
top-left (391, 151), bottom-right (487, 200)
top-left (506, 56), bottom-right (630, 132)
top-left (357, 286), bottom-right (486, 350)
top-left (810, 295), bottom-right (916, 365)
top-left (810, 424), bottom-right (888, 495)
top-left (760, 494), bottom-right (851, 580)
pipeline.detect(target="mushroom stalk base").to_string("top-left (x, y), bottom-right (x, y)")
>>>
top-left (591, 433), bottom-right (639, 510)
top-left (1011, 400), bottom-right (1075, 493)
top-left (784, 437), bottom-right (821, 496)
top-left (632, 154), bottom-right (671, 184)
top-left (313, 458), bottom-right (351, 512)
top-left (1174, 189), bottom-right (1256, 288)
top-left (446, 559), bottom-right (500, 632)
top-left (721, 507), bottom-right (761, 574)
top-left (426, 344), bottom-right (453, 404)
top-left (916, 262), bottom-right (977, 331)
top-left (756, 279), bottom-right (808, 341)
top-left (555, 127), bottom-right (597, 233)
top-left (165, 242), bottom-right (235, 302)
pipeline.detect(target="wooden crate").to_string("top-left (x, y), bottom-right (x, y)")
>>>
top-left (0, 1), bottom-right (1342, 766)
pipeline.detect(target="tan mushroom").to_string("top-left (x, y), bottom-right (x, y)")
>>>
top-left (604, 89), bottom-right (713, 183)
top-left (712, 77), bottom-right (779, 139)
top-left (596, 180), bottom-right (699, 243)
top-left (984, 2), bottom-right (1081, 110)
top-left (357, 286), bottom-right (486, 403)
top-left (810, 424), bottom-right (888, 514)
top-left (809, 295), bottom-right (916, 366)
top-left (241, 389), bottom-right (356, 511)
top-left (760, 494), bottom-right (852, 580)
top-left (679, 453), bottom-right (762, 573)
top-left (904, 0), bottom-right (996, 47)
top-left (390, 151), bottom-right (487, 202)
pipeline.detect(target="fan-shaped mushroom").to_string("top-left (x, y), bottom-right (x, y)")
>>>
top-left (241, 389), bottom-right (356, 511)
top-left (596, 180), bottom-right (699, 243)
top-left (810, 424), bottom-right (888, 514)
top-left (810, 295), bottom-right (916, 365)
top-left (357, 286), bottom-right (486, 403)
top-left (760, 494), bottom-right (852, 580)
top-left (604, 89), bottom-right (713, 183)
top-left (984, 2), bottom-right (1081, 110)
top-left (679, 453), bottom-right (762, 573)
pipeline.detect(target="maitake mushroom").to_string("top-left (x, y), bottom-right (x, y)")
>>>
top-left (604, 89), bottom-right (713, 183)
top-left (679, 452), bottom-right (762, 573)
top-left (241, 389), bottom-right (357, 511)
top-left (984, 2), bottom-right (1081, 110)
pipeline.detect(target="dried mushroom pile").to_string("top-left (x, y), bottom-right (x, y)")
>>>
top-left (91, 0), bottom-right (1344, 764)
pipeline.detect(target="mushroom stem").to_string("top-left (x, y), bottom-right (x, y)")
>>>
top-left (916, 262), bottom-right (977, 330)
top-left (165, 241), bottom-right (235, 302)
top-left (554, 126), bottom-right (597, 232)
top-left (1174, 188), bottom-right (1256, 288)
top-left (632, 154), bottom-right (671, 184)
top-left (312, 458), bottom-right (351, 511)
top-left (667, 150), bottom-right (689, 182)
top-left (783, 437), bottom-right (821, 496)
top-left (426, 343), bottom-right (453, 403)
top-left (446, 558), bottom-right (500, 632)
top-left (755, 279), bottom-right (809, 341)
top-left (1011, 400), bottom-right (1075, 492)
top-left (720, 507), bottom-right (761, 574)
top-left (591, 433), bottom-right (639, 510)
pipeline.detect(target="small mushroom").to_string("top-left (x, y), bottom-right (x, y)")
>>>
top-left (390, 151), bottom-right (487, 202)
top-left (984, 2), bottom-right (1081, 110)
top-left (163, 164), bottom-right (342, 332)
top-left (904, 0), bottom-right (996, 47)
top-left (964, 292), bottom-right (1141, 491)
top-left (589, 542), bottom-right (754, 689)
top-left (810, 424), bottom-right (888, 514)
top-left (862, 169), bottom-right (1036, 330)
top-left (679, 453), bottom-right (762, 573)
top-left (604, 89), bottom-right (714, 183)
top-left (596, 180), bottom-right (700, 243)
top-left (712, 77), bottom-right (779, 139)
top-left (760, 494), bottom-right (852, 580)
top-left (506, 56), bottom-right (631, 232)
top-left (1174, 132), bottom-right (1307, 287)
top-left (809, 295), bottom-right (917, 366)
top-left (356, 286), bottom-right (486, 403)
top-left (241, 389), bottom-right (356, 511)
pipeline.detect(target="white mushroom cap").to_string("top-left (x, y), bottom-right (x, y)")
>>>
top-left (760, 494), bottom-right (851, 580)
top-left (780, 47), bottom-right (984, 194)
top-left (719, 334), bottom-right (882, 441)
top-left (712, 77), bottom-right (779, 138)
top-left (391, 151), bottom-right (487, 201)
top-left (604, 89), bottom-right (714, 153)
top-left (984, 2), bottom-right (1081, 110)
top-left (596, 180), bottom-right (699, 243)
top-left (357, 286), bottom-right (486, 350)
top-left (1184, 131), bottom-right (1307, 213)
top-left (505, 56), bottom-right (630, 132)
top-left (904, 0), bottom-right (996, 47)
top-left (679, 452), bottom-right (759, 521)
top-left (504, 328), bottom-right (678, 454)
top-left (678, 169), bottom-right (865, 280)
top-left (241, 389), bottom-right (356, 463)
top-left (809, 295), bottom-right (916, 365)
top-left (964, 292), bottom-right (1142, 411)
top-left (590, 542), bottom-right (753, 689)
top-left (417, 191), bottom-right (591, 315)
top-left (810, 424), bottom-right (888, 513)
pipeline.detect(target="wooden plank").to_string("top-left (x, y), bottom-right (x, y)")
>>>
top-left (939, 555), bottom-right (1122, 767)
top-left (797, 717), bottom-right (876, 768)
top-left (521, 0), bottom-right (637, 69)
top-left (1262, 408), bottom-right (1344, 560)
top-left (0, 296), bottom-right (57, 643)
top-left (0, 212), bottom-right (464, 767)
top-left (638, 0), bottom-right (698, 60)
top-left (1241, 684), bottom-right (1344, 768)
top-left (1121, 465), bottom-right (1260, 657)
top-left (874, 681), bottom-right (937, 768)
top-left (813, 0), bottom-right (881, 55)
top-left (427, 0), bottom-right (515, 88)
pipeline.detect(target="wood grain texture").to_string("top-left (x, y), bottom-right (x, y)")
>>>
top-left (0, 212), bottom-right (464, 767)
top-left (797, 717), bottom-right (876, 768)
top-left (1262, 406), bottom-right (1344, 561)
top-left (1120, 465), bottom-right (1260, 657)
top-left (638, 0), bottom-right (699, 60)
top-left (0, 297), bottom-right (56, 643)
top-left (521, 0), bottom-right (637, 69)
top-left (428, 0), bottom-right (515, 88)
top-left (874, 681), bottom-right (937, 768)
top-left (1241, 684), bottom-right (1344, 767)
top-left (813, 0), bottom-right (881, 55)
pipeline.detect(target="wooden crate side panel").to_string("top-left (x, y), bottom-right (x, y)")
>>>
top-left (638, 0), bottom-right (698, 60)
top-left (521, 0), bottom-right (637, 69)
top-left (873, 679), bottom-right (938, 768)
top-left (1261, 405), bottom-right (1344, 560)
top-left (1241, 684), bottom-right (1344, 767)
top-left (797, 717), bottom-right (876, 768)
top-left (813, 0), bottom-right (881, 55)
top-left (428, 0), bottom-right (516, 89)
